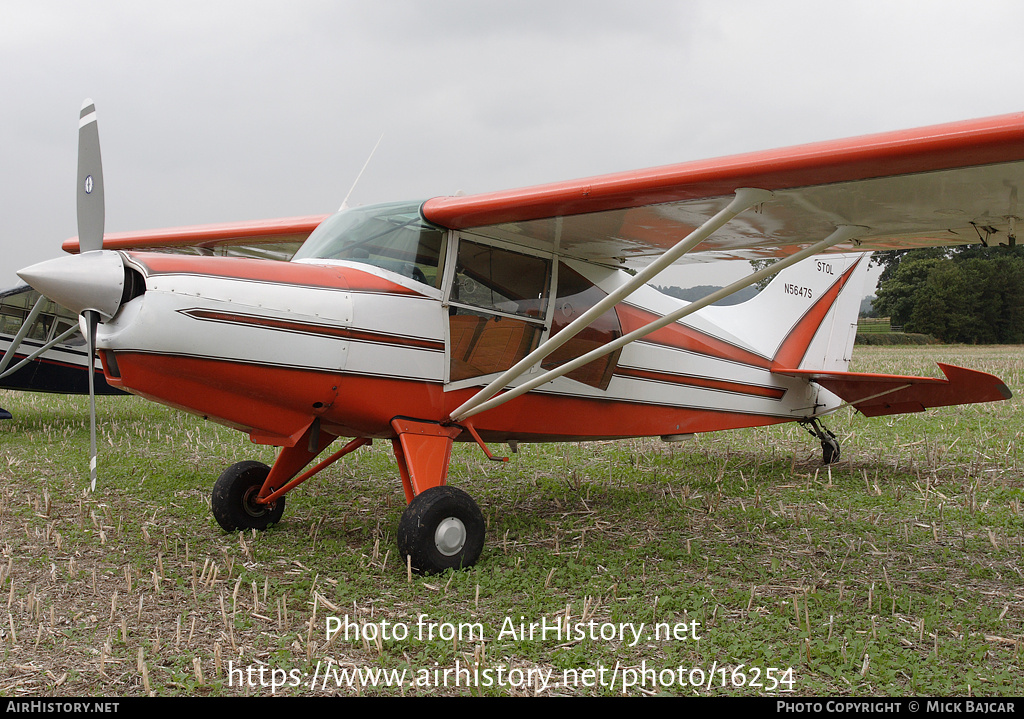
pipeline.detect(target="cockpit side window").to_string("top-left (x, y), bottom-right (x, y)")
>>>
top-left (292, 201), bottom-right (446, 288)
top-left (451, 240), bottom-right (550, 318)
top-left (446, 239), bottom-right (551, 382)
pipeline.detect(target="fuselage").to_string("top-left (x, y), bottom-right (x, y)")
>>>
top-left (92, 202), bottom-right (845, 447)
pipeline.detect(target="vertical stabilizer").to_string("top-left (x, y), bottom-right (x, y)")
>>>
top-left (699, 253), bottom-right (870, 372)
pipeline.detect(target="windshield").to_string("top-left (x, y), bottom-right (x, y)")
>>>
top-left (292, 201), bottom-right (446, 287)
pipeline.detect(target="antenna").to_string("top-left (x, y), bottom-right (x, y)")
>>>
top-left (339, 133), bottom-right (384, 211)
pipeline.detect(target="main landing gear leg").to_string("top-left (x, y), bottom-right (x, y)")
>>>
top-left (801, 417), bottom-right (841, 465)
top-left (211, 420), bottom-right (364, 532)
top-left (391, 418), bottom-right (485, 574)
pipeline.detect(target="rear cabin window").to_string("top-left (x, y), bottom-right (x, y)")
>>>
top-left (541, 263), bottom-right (622, 391)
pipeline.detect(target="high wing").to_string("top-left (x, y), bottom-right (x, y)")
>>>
top-left (422, 113), bottom-right (1024, 263)
top-left (57, 113), bottom-right (1024, 264)
top-left (61, 214), bottom-right (327, 259)
top-left (35, 111), bottom-right (1024, 427)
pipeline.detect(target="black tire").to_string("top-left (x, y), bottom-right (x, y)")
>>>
top-left (821, 437), bottom-right (841, 465)
top-left (211, 461), bottom-right (285, 532)
top-left (397, 486), bottom-right (485, 574)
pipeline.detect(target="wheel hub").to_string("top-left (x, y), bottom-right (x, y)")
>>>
top-left (242, 484), bottom-right (270, 518)
top-left (434, 516), bottom-right (467, 556)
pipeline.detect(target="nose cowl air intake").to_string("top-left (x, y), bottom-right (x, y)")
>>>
top-left (17, 250), bottom-right (129, 320)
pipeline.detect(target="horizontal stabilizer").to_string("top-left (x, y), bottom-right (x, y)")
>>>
top-left (775, 363), bottom-right (1012, 417)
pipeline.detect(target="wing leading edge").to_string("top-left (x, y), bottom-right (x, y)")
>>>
top-left (61, 215), bottom-right (328, 255)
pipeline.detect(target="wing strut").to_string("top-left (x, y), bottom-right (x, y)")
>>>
top-left (451, 224), bottom-right (866, 423)
top-left (448, 187), bottom-right (774, 422)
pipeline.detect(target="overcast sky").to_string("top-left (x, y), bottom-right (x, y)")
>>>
top-left (4, 0), bottom-right (1024, 290)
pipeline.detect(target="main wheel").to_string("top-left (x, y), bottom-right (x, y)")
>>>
top-left (211, 461), bottom-right (286, 532)
top-left (397, 486), bottom-right (485, 574)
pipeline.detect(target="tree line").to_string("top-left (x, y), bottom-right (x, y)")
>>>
top-left (870, 246), bottom-right (1024, 344)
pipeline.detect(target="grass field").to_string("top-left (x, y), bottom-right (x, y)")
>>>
top-left (0, 345), bottom-right (1021, 696)
top-left (856, 317), bottom-right (897, 334)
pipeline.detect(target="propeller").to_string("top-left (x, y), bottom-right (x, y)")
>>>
top-left (18, 100), bottom-right (124, 491)
top-left (78, 99), bottom-right (104, 491)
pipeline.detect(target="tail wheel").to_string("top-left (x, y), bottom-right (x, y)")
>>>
top-left (802, 418), bottom-right (841, 465)
top-left (211, 461), bottom-right (286, 531)
top-left (397, 486), bottom-right (485, 574)
top-left (821, 436), bottom-right (841, 465)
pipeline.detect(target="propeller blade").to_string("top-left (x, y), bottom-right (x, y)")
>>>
top-left (77, 99), bottom-right (104, 253)
top-left (85, 309), bottom-right (98, 491)
top-left (77, 98), bottom-right (104, 490)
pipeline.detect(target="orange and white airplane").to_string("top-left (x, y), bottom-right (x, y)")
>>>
top-left (17, 102), bottom-right (1016, 572)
